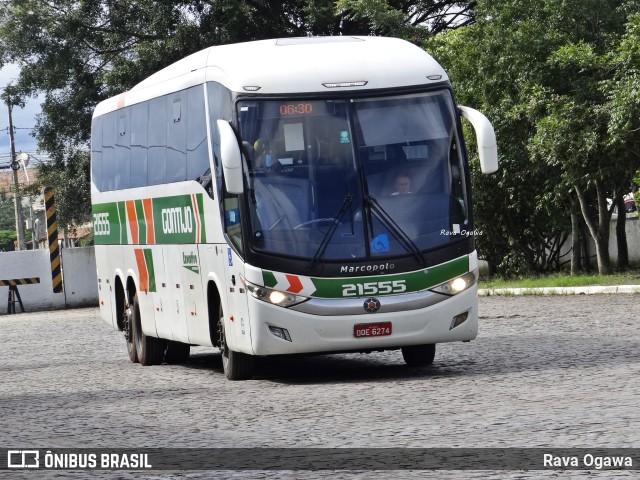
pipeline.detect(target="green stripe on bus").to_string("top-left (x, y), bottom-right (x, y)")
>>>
top-left (309, 256), bottom-right (469, 298)
top-left (93, 201), bottom-right (125, 245)
top-left (143, 249), bottom-right (157, 292)
top-left (117, 201), bottom-right (127, 244)
top-left (263, 271), bottom-right (277, 288)
top-left (197, 193), bottom-right (207, 243)
top-left (135, 199), bottom-right (146, 244)
top-left (261, 256), bottom-right (469, 299)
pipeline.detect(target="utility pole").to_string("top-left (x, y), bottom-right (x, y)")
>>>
top-left (7, 99), bottom-right (27, 250)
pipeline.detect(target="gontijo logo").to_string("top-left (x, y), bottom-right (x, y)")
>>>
top-left (162, 206), bottom-right (193, 234)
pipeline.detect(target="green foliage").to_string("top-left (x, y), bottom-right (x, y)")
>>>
top-left (426, 0), bottom-right (640, 276)
top-left (0, 193), bottom-right (16, 231)
top-left (0, 0), bottom-right (474, 231)
top-left (480, 271), bottom-right (640, 290)
top-left (0, 230), bottom-right (17, 251)
top-left (79, 230), bottom-right (94, 247)
top-left (23, 150), bottom-right (92, 230)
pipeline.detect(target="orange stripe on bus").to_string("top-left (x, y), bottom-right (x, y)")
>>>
top-left (134, 249), bottom-right (149, 292)
top-left (126, 200), bottom-right (139, 244)
top-left (192, 194), bottom-right (201, 243)
top-left (142, 198), bottom-right (155, 244)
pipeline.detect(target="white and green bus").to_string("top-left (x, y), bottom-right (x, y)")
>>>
top-left (91, 36), bottom-right (497, 380)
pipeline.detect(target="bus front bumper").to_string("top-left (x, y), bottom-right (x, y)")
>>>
top-left (247, 285), bottom-right (478, 356)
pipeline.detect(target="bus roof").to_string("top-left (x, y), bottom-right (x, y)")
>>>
top-left (93, 36), bottom-right (449, 118)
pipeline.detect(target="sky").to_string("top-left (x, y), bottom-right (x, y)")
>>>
top-left (0, 63), bottom-right (43, 168)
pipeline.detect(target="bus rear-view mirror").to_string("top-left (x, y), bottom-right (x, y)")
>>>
top-left (217, 120), bottom-right (244, 194)
top-left (458, 106), bottom-right (498, 174)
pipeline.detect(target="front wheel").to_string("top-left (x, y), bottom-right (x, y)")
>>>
top-left (217, 305), bottom-right (255, 380)
top-left (401, 344), bottom-right (436, 367)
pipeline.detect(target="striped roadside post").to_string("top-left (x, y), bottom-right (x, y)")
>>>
top-left (0, 278), bottom-right (40, 314)
top-left (44, 187), bottom-right (64, 293)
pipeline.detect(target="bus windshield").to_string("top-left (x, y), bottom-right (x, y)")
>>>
top-left (236, 90), bottom-right (470, 262)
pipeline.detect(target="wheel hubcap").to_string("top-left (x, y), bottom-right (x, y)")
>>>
top-left (217, 317), bottom-right (228, 358)
top-left (123, 306), bottom-right (132, 342)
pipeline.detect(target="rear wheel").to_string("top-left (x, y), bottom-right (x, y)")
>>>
top-left (165, 340), bottom-right (190, 364)
top-left (121, 288), bottom-right (138, 363)
top-left (401, 344), bottom-right (436, 367)
top-left (217, 304), bottom-right (254, 380)
top-left (131, 294), bottom-right (165, 366)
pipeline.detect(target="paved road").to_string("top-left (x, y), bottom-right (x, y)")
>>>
top-left (1, 295), bottom-right (638, 478)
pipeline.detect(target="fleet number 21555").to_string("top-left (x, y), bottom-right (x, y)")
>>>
top-left (342, 280), bottom-right (406, 297)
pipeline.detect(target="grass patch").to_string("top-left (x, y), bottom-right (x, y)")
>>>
top-left (479, 272), bottom-right (640, 290)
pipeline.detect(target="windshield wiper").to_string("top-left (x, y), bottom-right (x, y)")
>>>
top-left (307, 194), bottom-right (353, 272)
top-left (365, 195), bottom-right (426, 266)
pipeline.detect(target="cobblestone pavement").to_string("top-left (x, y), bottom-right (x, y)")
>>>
top-left (1, 295), bottom-right (638, 479)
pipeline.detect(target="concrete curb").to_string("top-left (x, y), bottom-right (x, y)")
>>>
top-left (478, 285), bottom-right (640, 296)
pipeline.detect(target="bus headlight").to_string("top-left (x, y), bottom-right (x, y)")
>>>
top-left (242, 277), bottom-right (308, 307)
top-left (430, 270), bottom-right (478, 296)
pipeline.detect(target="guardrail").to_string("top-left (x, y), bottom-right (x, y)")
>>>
top-left (0, 278), bottom-right (41, 314)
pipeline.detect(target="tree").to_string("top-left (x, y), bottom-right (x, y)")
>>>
top-left (0, 193), bottom-right (16, 231)
top-left (337, 0), bottom-right (475, 41)
top-left (1, 0), bottom-right (476, 231)
top-left (0, 230), bottom-right (17, 251)
top-left (426, 0), bottom-right (640, 275)
top-left (603, 13), bottom-right (640, 269)
top-left (425, 3), bottom-right (572, 275)
top-left (23, 150), bottom-right (92, 233)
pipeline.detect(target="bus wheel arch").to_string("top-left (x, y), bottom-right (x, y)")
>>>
top-left (115, 275), bottom-right (137, 363)
top-left (207, 280), bottom-right (222, 348)
top-left (114, 276), bottom-right (126, 331)
top-left (127, 276), bottom-right (164, 366)
top-left (207, 280), bottom-right (254, 380)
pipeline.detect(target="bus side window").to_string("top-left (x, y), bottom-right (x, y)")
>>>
top-left (224, 193), bottom-right (243, 255)
top-left (187, 85), bottom-right (209, 183)
top-left (102, 111), bottom-right (116, 191)
top-left (91, 116), bottom-right (103, 191)
top-left (115, 107), bottom-right (131, 190)
top-left (148, 97), bottom-right (167, 185)
top-left (130, 102), bottom-right (148, 188)
top-left (167, 94), bottom-right (187, 182)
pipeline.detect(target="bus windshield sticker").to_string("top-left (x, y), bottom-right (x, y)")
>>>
top-left (284, 123), bottom-right (304, 151)
top-left (339, 130), bottom-right (351, 144)
top-left (371, 233), bottom-right (390, 253)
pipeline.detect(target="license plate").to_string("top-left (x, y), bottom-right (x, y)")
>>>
top-left (354, 322), bottom-right (392, 338)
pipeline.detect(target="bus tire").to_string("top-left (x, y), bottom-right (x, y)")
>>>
top-left (401, 344), bottom-right (436, 367)
top-left (121, 288), bottom-right (138, 364)
top-left (165, 341), bottom-right (190, 364)
top-left (131, 294), bottom-right (164, 366)
top-left (218, 305), bottom-right (254, 380)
